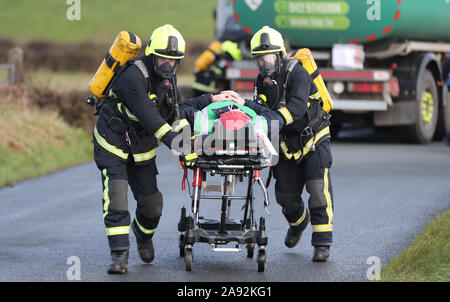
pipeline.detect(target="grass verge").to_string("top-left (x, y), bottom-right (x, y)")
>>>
top-left (0, 99), bottom-right (93, 187)
top-left (380, 209), bottom-right (450, 281)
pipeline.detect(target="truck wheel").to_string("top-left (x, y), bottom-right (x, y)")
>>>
top-left (404, 70), bottom-right (439, 144)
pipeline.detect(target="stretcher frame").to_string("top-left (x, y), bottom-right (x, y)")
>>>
top-left (178, 157), bottom-right (270, 272)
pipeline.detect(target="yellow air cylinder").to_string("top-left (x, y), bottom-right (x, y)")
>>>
top-left (89, 31), bottom-right (142, 99)
top-left (194, 40), bottom-right (223, 72)
top-left (290, 48), bottom-right (334, 113)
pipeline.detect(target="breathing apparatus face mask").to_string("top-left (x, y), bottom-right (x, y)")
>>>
top-left (153, 55), bottom-right (179, 79)
top-left (255, 53), bottom-right (279, 79)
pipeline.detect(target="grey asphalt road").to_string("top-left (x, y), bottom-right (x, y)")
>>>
top-left (0, 129), bottom-right (449, 282)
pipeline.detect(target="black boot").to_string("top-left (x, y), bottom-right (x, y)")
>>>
top-left (132, 222), bottom-right (155, 263)
top-left (284, 209), bottom-right (310, 248)
top-left (136, 238), bottom-right (154, 263)
top-left (107, 250), bottom-right (129, 274)
top-left (313, 246), bottom-right (330, 262)
top-left (284, 226), bottom-right (305, 248)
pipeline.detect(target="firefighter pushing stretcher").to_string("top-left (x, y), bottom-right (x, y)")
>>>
top-left (90, 25), bottom-right (243, 274)
top-left (227, 26), bottom-right (335, 262)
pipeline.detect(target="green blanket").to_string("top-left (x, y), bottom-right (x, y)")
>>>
top-left (193, 101), bottom-right (268, 136)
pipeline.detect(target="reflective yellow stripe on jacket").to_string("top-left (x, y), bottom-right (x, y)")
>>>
top-left (94, 126), bottom-right (129, 160)
top-left (280, 126), bottom-right (330, 160)
top-left (278, 107), bottom-right (294, 125)
top-left (173, 118), bottom-right (190, 132)
top-left (280, 141), bottom-right (292, 160)
top-left (154, 123), bottom-right (172, 140)
top-left (133, 147), bottom-right (158, 163)
top-left (292, 126), bottom-right (330, 158)
top-left (117, 103), bottom-right (139, 122)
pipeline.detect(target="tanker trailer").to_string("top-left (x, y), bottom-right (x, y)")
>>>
top-left (216, 0), bottom-right (450, 143)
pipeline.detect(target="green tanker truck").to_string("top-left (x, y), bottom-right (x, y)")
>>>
top-left (215, 0), bottom-right (450, 143)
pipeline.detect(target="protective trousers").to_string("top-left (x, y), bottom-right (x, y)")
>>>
top-left (273, 140), bottom-right (334, 246)
top-left (98, 159), bottom-right (163, 252)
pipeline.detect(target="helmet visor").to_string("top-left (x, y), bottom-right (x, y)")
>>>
top-left (254, 53), bottom-right (279, 77)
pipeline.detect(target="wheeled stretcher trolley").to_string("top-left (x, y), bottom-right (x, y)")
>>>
top-left (178, 102), bottom-right (277, 272)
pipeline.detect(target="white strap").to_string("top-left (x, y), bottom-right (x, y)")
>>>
top-left (134, 60), bottom-right (149, 79)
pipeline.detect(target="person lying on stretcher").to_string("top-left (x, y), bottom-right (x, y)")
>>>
top-left (178, 91), bottom-right (285, 167)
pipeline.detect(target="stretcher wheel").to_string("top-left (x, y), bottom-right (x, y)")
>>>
top-left (180, 246), bottom-right (185, 258)
top-left (257, 249), bottom-right (266, 272)
top-left (246, 244), bottom-right (254, 258)
top-left (185, 246), bottom-right (193, 271)
top-left (179, 235), bottom-right (185, 257)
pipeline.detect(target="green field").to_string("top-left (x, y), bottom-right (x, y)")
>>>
top-left (0, 0), bottom-right (217, 43)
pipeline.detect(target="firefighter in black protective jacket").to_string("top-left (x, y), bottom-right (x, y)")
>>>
top-left (93, 24), bottom-right (236, 274)
top-left (228, 26), bottom-right (334, 261)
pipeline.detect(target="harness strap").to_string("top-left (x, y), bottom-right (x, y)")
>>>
top-left (134, 59), bottom-right (149, 79)
top-left (105, 52), bottom-right (119, 72)
top-left (127, 31), bottom-right (137, 44)
top-left (181, 166), bottom-right (188, 191)
top-left (279, 60), bottom-right (298, 108)
top-left (310, 69), bottom-right (321, 80)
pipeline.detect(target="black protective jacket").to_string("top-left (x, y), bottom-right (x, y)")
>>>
top-left (245, 59), bottom-right (330, 161)
top-left (93, 55), bottom-right (212, 165)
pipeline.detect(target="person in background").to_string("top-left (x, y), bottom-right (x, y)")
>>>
top-left (192, 40), bottom-right (243, 97)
